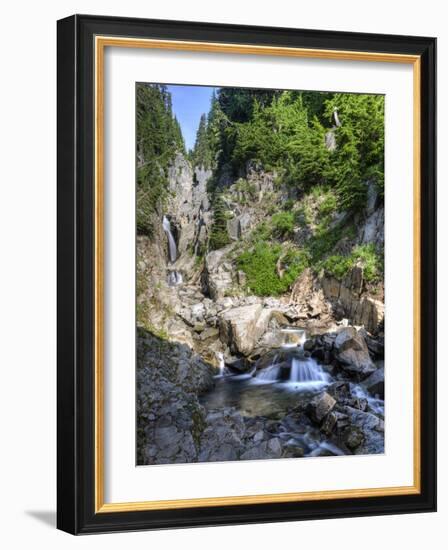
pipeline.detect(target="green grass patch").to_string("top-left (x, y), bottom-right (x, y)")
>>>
top-left (319, 243), bottom-right (382, 283)
top-left (237, 242), bottom-right (309, 296)
top-left (271, 211), bottom-right (296, 237)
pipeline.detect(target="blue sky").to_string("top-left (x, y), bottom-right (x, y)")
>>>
top-left (167, 85), bottom-right (217, 151)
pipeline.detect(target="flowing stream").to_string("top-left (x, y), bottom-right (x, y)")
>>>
top-left (201, 328), bottom-right (383, 457)
top-left (162, 215), bottom-right (183, 286)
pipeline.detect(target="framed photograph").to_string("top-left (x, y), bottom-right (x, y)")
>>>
top-left (57, 14), bottom-right (436, 534)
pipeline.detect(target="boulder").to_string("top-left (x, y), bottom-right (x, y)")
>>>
top-left (307, 392), bottom-right (336, 423)
top-left (343, 406), bottom-right (384, 454)
top-left (362, 367), bottom-right (385, 399)
top-left (219, 304), bottom-right (271, 356)
top-left (320, 271), bottom-right (384, 333)
top-left (227, 212), bottom-right (252, 241)
top-left (334, 327), bottom-right (376, 376)
top-left (203, 247), bottom-right (234, 300)
top-left (344, 426), bottom-right (365, 450)
top-left (290, 268), bottom-right (329, 319)
top-left (321, 411), bottom-right (338, 435)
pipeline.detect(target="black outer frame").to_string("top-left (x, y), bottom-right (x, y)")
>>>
top-left (57, 14), bottom-right (437, 535)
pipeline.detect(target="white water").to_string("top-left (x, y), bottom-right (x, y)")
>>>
top-left (215, 352), bottom-right (226, 377)
top-left (167, 271), bottom-right (183, 286)
top-left (351, 384), bottom-right (385, 416)
top-left (279, 328), bottom-right (306, 348)
top-left (162, 215), bottom-right (182, 286)
top-left (255, 356), bottom-right (330, 390)
top-left (162, 215), bottom-right (178, 262)
top-left (254, 329), bottom-right (330, 390)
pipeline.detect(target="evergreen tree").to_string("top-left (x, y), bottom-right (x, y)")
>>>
top-left (209, 194), bottom-right (230, 250)
top-left (192, 113), bottom-right (212, 168)
top-left (136, 84), bottom-right (185, 236)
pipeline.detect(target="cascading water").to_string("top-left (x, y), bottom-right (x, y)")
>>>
top-left (279, 328), bottom-right (306, 348)
top-left (254, 330), bottom-right (331, 390)
top-left (162, 215), bottom-right (183, 286)
top-left (215, 352), bottom-right (226, 377)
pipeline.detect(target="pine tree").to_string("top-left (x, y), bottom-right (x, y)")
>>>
top-left (192, 113), bottom-right (212, 168)
top-left (209, 194), bottom-right (230, 250)
top-left (136, 84), bottom-right (186, 236)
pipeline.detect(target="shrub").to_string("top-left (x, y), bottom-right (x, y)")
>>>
top-left (352, 243), bottom-right (382, 282)
top-left (271, 211), bottom-right (295, 238)
top-left (319, 254), bottom-right (353, 280)
top-left (237, 243), bottom-right (308, 296)
top-left (318, 190), bottom-right (338, 217)
top-left (319, 243), bottom-right (382, 283)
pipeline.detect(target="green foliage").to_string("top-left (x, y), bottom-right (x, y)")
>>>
top-left (136, 84), bottom-right (185, 235)
top-left (352, 244), bottom-right (383, 282)
top-left (205, 88), bottom-right (384, 215)
top-left (209, 194), bottom-right (231, 250)
top-left (237, 243), bottom-right (309, 296)
top-left (319, 243), bottom-right (382, 283)
top-left (324, 93), bottom-right (385, 206)
top-left (319, 254), bottom-right (353, 280)
top-left (271, 211), bottom-right (295, 237)
top-left (318, 189), bottom-right (338, 217)
top-left (192, 114), bottom-right (213, 168)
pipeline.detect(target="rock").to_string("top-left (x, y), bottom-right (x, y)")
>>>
top-left (321, 411), bottom-right (338, 435)
top-left (199, 408), bottom-right (245, 462)
top-left (307, 392), bottom-right (336, 423)
top-left (334, 327), bottom-right (376, 376)
top-left (203, 247), bottom-right (234, 300)
top-left (344, 426), bottom-right (365, 450)
top-left (219, 304), bottom-right (271, 356)
top-left (303, 339), bottom-right (315, 352)
top-left (237, 270), bottom-right (247, 286)
top-left (240, 437), bottom-right (283, 461)
top-left (320, 271), bottom-right (384, 333)
top-left (359, 328), bottom-right (384, 357)
top-left (360, 205), bottom-right (384, 247)
top-left (290, 268), bottom-right (330, 319)
top-left (198, 327), bottom-right (220, 341)
top-left (362, 367), bottom-right (385, 399)
top-left (327, 381), bottom-right (352, 403)
top-left (343, 265), bottom-right (363, 296)
top-left (190, 302), bottom-right (205, 321)
top-left (325, 130), bottom-right (337, 151)
top-left (267, 437), bottom-right (282, 456)
top-left (227, 216), bottom-right (240, 240)
top-left (227, 212), bottom-right (252, 240)
top-left (282, 443), bottom-right (305, 458)
top-left (343, 406), bottom-right (384, 454)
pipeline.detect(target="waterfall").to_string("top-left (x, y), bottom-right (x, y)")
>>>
top-left (214, 352), bottom-right (226, 377)
top-left (162, 215), bottom-right (182, 286)
top-left (289, 357), bottom-right (329, 386)
top-left (280, 328), bottom-right (306, 348)
top-left (162, 215), bottom-right (178, 263)
top-left (254, 338), bottom-right (330, 391)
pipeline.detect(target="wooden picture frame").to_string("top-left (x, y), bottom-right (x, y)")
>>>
top-left (57, 14), bottom-right (436, 534)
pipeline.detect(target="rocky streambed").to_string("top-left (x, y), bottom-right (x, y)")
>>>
top-left (137, 322), bottom-right (385, 465)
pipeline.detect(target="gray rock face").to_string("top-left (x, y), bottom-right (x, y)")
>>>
top-left (165, 153), bottom-right (213, 272)
top-left (307, 392), bottom-right (337, 423)
top-left (227, 211), bottom-right (252, 241)
top-left (290, 268), bottom-right (331, 320)
top-left (203, 246), bottom-right (235, 300)
top-left (137, 329), bottom-right (215, 465)
top-left (320, 269), bottom-right (384, 333)
top-left (343, 406), bottom-right (384, 454)
top-left (362, 367), bottom-right (385, 399)
top-left (219, 304), bottom-right (271, 356)
top-left (334, 327), bottom-right (376, 376)
top-left (325, 130), bottom-right (337, 151)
